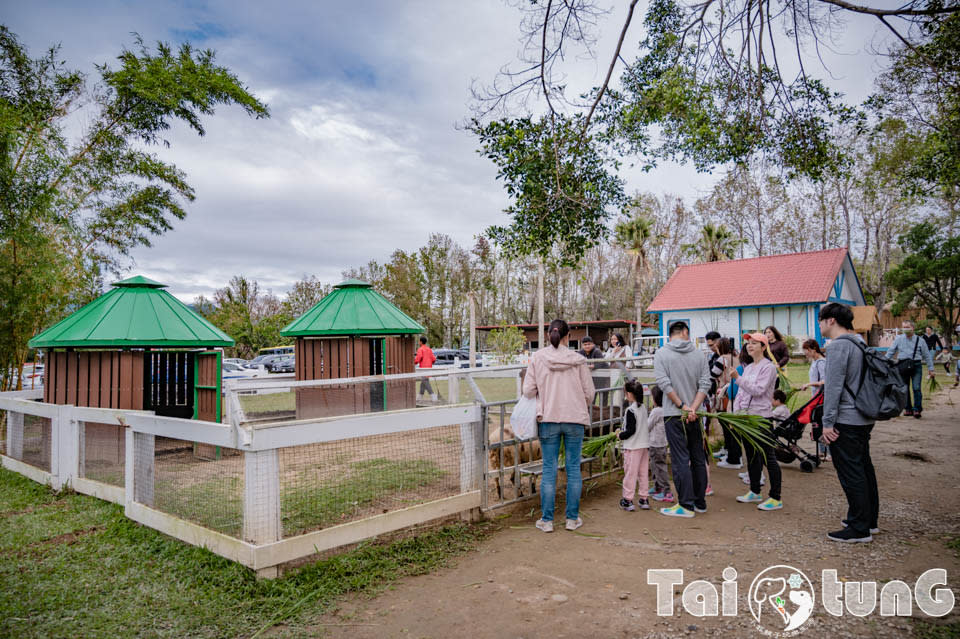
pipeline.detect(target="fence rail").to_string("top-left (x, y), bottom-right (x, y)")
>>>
top-left (0, 357), bottom-right (653, 577)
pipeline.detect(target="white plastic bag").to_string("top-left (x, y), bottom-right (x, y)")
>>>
top-left (511, 395), bottom-right (538, 440)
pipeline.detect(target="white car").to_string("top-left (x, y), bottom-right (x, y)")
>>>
top-left (222, 362), bottom-right (266, 379)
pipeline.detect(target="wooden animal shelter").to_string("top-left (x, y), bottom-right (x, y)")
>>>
top-left (280, 279), bottom-right (424, 419)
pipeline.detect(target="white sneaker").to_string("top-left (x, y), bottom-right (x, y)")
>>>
top-left (535, 519), bottom-right (553, 533)
top-left (712, 448), bottom-right (727, 459)
top-left (738, 471), bottom-right (748, 479)
top-left (565, 517), bottom-right (583, 531)
top-left (741, 474), bottom-right (765, 486)
top-left (717, 460), bottom-right (742, 469)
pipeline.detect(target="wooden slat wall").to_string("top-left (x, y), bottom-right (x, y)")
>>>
top-left (195, 351), bottom-right (220, 423)
top-left (45, 351), bottom-right (145, 410)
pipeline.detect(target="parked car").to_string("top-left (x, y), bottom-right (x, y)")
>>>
top-left (266, 357), bottom-right (294, 374)
top-left (247, 354), bottom-right (286, 370)
top-left (222, 362), bottom-right (265, 379)
top-left (223, 358), bottom-right (247, 367)
top-left (430, 349), bottom-right (483, 368)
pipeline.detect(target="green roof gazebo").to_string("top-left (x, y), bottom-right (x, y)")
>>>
top-left (30, 276), bottom-right (234, 421)
top-left (280, 279), bottom-right (424, 417)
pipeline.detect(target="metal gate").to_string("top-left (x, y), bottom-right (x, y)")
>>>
top-left (144, 351), bottom-right (194, 419)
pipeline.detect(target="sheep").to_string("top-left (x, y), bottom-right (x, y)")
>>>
top-left (488, 421), bottom-right (542, 500)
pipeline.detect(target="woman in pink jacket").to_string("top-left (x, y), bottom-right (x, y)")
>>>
top-left (522, 319), bottom-right (596, 533)
top-left (732, 333), bottom-right (783, 512)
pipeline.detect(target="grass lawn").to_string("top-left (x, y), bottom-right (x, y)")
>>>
top-left (0, 468), bottom-right (487, 638)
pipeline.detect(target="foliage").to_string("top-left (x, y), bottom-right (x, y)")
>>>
top-left (681, 222), bottom-right (743, 262)
top-left (200, 276), bottom-right (291, 358)
top-left (783, 335), bottom-right (799, 355)
top-left (887, 223), bottom-right (960, 347)
top-left (0, 27), bottom-right (268, 389)
top-left (282, 275), bottom-right (330, 317)
top-left (471, 115), bottom-right (626, 266)
top-left (486, 326), bottom-right (527, 364)
top-left (872, 11), bottom-right (960, 196)
top-left (614, 202), bottom-right (656, 331)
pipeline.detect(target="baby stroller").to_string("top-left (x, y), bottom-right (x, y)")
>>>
top-left (771, 393), bottom-right (824, 473)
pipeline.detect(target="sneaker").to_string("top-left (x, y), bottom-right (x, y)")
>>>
top-left (619, 498), bottom-right (636, 512)
top-left (741, 474), bottom-right (765, 486)
top-left (705, 484), bottom-right (714, 496)
top-left (904, 409), bottom-right (914, 417)
top-left (535, 519), bottom-right (553, 533)
top-left (736, 491), bottom-right (764, 503)
top-left (694, 504), bottom-right (707, 513)
top-left (712, 449), bottom-right (727, 459)
top-left (717, 460), bottom-right (742, 469)
top-left (841, 520), bottom-right (879, 534)
top-left (649, 491), bottom-right (665, 501)
top-left (565, 517), bottom-right (583, 531)
top-left (660, 504), bottom-right (694, 518)
top-left (914, 411), bottom-right (922, 419)
top-left (661, 492), bottom-right (675, 503)
top-left (827, 528), bottom-right (873, 543)
top-left (757, 498), bottom-right (783, 511)
top-left (738, 471), bottom-right (749, 480)
top-left (638, 498), bottom-right (650, 510)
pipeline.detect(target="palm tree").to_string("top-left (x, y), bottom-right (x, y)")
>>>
top-left (614, 212), bottom-right (655, 337)
top-left (683, 223), bottom-right (744, 262)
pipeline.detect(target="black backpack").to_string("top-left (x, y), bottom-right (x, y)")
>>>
top-left (842, 338), bottom-right (908, 421)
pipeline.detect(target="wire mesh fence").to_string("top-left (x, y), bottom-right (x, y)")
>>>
top-left (80, 422), bottom-right (125, 487)
top-left (234, 371), bottom-right (522, 426)
top-left (3, 411), bottom-right (53, 472)
top-left (152, 437), bottom-right (245, 537)
top-left (276, 425), bottom-right (465, 539)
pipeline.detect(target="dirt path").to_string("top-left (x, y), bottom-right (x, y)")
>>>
top-left (318, 387), bottom-right (960, 638)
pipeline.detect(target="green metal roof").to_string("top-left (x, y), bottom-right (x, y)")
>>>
top-left (28, 276), bottom-right (235, 348)
top-left (281, 279), bottom-right (425, 337)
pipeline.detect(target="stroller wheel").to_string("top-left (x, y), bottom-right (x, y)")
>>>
top-left (800, 460), bottom-right (814, 473)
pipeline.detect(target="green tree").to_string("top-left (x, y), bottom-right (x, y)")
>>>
top-left (0, 27), bottom-right (268, 389)
top-left (206, 276), bottom-right (290, 359)
top-left (471, 115), bottom-right (626, 266)
top-left (886, 223), bottom-right (960, 347)
top-left (283, 275), bottom-right (330, 317)
top-left (613, 204), bottom-right (655, 332)
top-left (682, 223), bottom-right (743, 263)
top-left (486, 326), bottom-right (526, 365)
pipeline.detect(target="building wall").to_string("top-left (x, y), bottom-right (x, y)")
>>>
top-left (660, 305), bottom-right (818, 348)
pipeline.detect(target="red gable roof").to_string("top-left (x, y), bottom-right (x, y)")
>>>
top-left (648, 248), bottom-right (849, 312)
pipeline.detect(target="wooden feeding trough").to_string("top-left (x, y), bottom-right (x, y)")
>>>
top-left (28, 276), bottom-right (235, 459)
top-left (280, 279), bottom-right (424, 419)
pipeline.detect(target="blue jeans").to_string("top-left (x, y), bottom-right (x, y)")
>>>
top-left (905, 365), bottom-right (924, 412)
top-left (538, 422), bottom-right (584, 522)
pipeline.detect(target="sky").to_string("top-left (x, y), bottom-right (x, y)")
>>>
top-left (4, 1), bottom-right (898, 302)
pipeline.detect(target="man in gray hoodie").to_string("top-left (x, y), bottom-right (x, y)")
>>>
top-left (819, 302), bottom-right (877, 543)
top-left (654, 321), bottom-right (713, 518)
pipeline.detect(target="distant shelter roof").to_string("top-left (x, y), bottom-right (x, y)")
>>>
top-left (281, 280), bottom-right (424, 337)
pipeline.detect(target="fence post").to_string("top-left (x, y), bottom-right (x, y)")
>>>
top-left (125, 430), bottom-right (155, 508)
top-left (55, 406), bottom-right (80, 491)
top-left (243, 449), bottom-right (281, 561)
top-left (7, 411), bottom-right (23, 459)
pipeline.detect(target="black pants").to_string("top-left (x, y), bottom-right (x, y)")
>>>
top-left (829, 424), bottom-right (879, 535)
top-left (746, 437), bottom-right (781, 500)
top-left (665, 416), bottom-right (708, 510)
top-left (721, 423), bottom-right (742, 464)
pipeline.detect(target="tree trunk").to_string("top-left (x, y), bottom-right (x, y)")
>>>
top-left (537, 261), bottom-right (545, 350)
top-left (633, 254), bottom-right (644, 342)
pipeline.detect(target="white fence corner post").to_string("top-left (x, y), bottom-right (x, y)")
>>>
top-left (243, 449), bottom-right (281, 549)
top-left (7, 411), bottom-right (23, 460)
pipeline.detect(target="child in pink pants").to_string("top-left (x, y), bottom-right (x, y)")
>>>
top-left (618, 379), bottom-right (650, 511)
